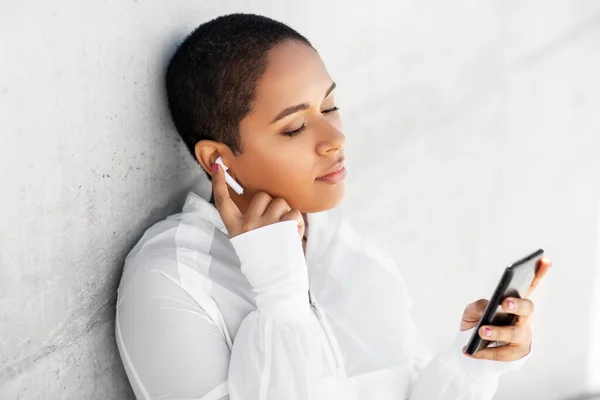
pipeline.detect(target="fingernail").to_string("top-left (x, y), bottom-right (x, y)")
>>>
top-left (507, 300), bottom-right (515, 311)
top-left (484, 328), bottom-right (493, 337)
top-left (212, 163), bottom-right (218, 172)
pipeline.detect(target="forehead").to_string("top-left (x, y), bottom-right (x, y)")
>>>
top-left (250, 40), bottom-right (333, 118)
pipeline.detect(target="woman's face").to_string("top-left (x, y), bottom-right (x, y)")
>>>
top-left (200, 39), bottom-right (346, 214)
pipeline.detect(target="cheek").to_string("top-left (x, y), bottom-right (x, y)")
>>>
top-left (234, 144), bottom-right (345, 212)
top-left (236, 147), bottom-right (314, 192)
top-left (263, 152), bottom-right (315, 192)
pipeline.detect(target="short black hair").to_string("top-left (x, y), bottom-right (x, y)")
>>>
top-left (165, 13), bottom-right (313, 179)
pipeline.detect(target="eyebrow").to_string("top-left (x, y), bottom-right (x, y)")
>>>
top-left (269, 81), bottom-right (337, 125)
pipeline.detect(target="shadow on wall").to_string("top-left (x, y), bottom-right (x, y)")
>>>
top-left (564, 393), bottom-right (600, 400)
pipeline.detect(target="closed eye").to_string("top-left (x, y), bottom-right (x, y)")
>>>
top-left (282, 124), bottom-right (307, 137)
top-left (282, 106), bottom-right (340, 137)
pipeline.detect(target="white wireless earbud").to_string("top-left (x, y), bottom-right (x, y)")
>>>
top-left (215, 156), bottom-right (244, 195)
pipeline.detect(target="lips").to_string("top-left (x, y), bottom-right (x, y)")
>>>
top-left (317, 161), bottom-right (345, 179)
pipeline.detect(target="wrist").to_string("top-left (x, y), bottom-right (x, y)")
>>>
top-left (230, 221), bottom-right (311, 319)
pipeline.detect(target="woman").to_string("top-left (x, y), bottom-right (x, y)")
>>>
top-left (115, 13), bottom-right (552, 399)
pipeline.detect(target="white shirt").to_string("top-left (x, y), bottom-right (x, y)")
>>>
top-left (115, 190), bottom-right (529, 400)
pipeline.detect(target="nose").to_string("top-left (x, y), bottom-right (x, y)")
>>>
top-left (316, 124), bottom-right (345, 156)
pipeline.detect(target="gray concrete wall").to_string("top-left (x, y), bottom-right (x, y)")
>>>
top-left (1, 1), bottom-right (599, 399)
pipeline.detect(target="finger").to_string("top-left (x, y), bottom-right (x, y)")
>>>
top-left (246, 192), bottom-right (273, 219)
top-left (212, 163), bottom-right (241, 223)
top-left (501, 297), bottom-right (534, 317)
top-left (463, 343), bottom-right (528, 362)
top-left (479, 324), bottom-right (531, 345)
top-left (280, 209), bottom-right (305, 239)
top-left (460, 299), bottom-right (488, 331)
top-left (263, 198), bottom-right (292, 222)
top-left (526, 257), bottom-right (552, 297)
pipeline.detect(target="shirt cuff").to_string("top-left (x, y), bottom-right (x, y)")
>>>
top-left (229, 220), bottom-right (311, 320)
top-left (452, 327), bottom-right (532, 381)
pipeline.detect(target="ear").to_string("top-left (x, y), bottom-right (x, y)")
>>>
top-left (194, 140), bottom-right (229, 177)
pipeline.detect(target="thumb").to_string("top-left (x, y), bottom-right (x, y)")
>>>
top-left (460, 299), bottom-right (488, 331)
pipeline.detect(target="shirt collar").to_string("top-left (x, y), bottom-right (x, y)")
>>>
top-left (182, 191), bottom-right (229, 235)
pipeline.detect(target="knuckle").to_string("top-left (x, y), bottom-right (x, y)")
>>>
top-left (494, 350), bottom-right (509, 362)
top-left (282, 210), bottom-right (303, 224)
top-left (214, 198), bottom-right (225, 210)
top-left (524, 327), bottom-right (533, 343)
top-left (509, 326), bottom-right (519, 343)
top-left (271, 197), bottom-right (289, 209)
top-left (510, 326), bottom-right (528, 344)
top-left (240, 221), bottom-right (255, 233)
top-left (491, 350), bottom-right (501, 362)
top-left (480, 350), bottom-right (496, 361)
top-left (256, 191), bottom-right (273, 202)
top-left (527, 299), bottom-right (535, 315)
top-left (288, 209), bottom-right (302, 219)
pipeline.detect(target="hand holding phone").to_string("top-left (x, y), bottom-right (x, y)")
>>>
top-left (463, 250), bottom-right (552, 359)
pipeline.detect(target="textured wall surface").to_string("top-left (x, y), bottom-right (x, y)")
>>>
top-left (1, 1), bottom-right (599, 399)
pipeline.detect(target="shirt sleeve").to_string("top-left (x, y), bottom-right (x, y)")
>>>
top-left (115, 262), bottom-right (231, 400)
top-left (408, 311), bottom-right (531, 399)
top-left (115, 220), bottom-right (326, 400)
top-left (227, 220), bottom-right (326, 400)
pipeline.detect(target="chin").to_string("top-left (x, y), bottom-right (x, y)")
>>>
top-left (303, 185), bottom-right (345, 213)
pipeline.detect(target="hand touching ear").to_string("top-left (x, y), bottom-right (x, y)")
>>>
top-left (212, 163), bottom-right (305, 239)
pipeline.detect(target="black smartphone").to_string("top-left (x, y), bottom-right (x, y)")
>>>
top-left (464, 248), bottom-right (544, 355)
